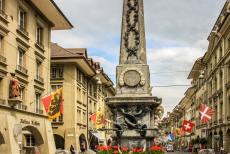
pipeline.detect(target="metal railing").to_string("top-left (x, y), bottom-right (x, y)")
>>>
top-left (35, 108), bottom-right (43, 114)
top-left (17, 65), bottom-right (28, 74)
top-left (16, 103), bottom-right (27, 111)
top-left (0, 54), bottom-right (6, 63)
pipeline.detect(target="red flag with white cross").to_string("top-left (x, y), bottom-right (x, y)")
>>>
top-left (181, 120), bottom-right (195, 133)
top-left (199, 103), bottom-right (214, 123)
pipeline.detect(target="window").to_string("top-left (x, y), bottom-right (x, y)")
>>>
top-left (77, 69), bottom-right (82, 83)
top-left (219, 46), bottom-right (223, 59)
top-left (36, 61), bottom-right (42, 77)
top-left (77, 109), bottom-right (81, 123)
top-left (18, 8), bottom-right (27, 31)
top-left (83, 112), bottom-right (86, 124)
top-left (17, 48), bottom-right (25, 67)
top-left (0, 0), bottom-right (4, 11)
top-left (24, 134), bottom-right (35, 147)
top-left (51, 65), bottom-right (63, 79)
top-left (0, 78), bottom-right (3, 98)
top-left (36, 25), bottom-right (43, 46)
top-left (0, 36), bottom-right (3, 55)
top-left (35, 93), bottom-right (41, 113)
top-left (53, 114), bottom-right (63, 123)
top-left (51, 85), bottom-right (62, 92)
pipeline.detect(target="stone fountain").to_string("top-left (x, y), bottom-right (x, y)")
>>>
top-left (106, 0), bottom-right (163, 149)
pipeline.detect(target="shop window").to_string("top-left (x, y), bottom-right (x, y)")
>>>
top-left (24, 134), bottom-right (35, 147)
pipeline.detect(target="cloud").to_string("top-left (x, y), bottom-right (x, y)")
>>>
top-left (52, 0), bottom-right (226, 114)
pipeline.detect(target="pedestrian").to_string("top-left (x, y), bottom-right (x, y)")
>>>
top-left (70, 145), bottom-right (75, 154)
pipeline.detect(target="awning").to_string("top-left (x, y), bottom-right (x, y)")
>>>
top-left (91, 132), bottom-right (105, 141)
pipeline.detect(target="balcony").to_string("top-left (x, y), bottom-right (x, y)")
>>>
top-left (227, 116), bottom-right (230, 122)
top-left (17, 25), bottom-right (29, 40)
top-left (0, 9), bottom-right (8, 23)
top-left (35, 75), bottom-right (44, 84)
top-left (0, 54), bottom-right (7, 66)
top-left (35, 42), bottom-right (45, 52)
top-left (0, 98), bottom-right (6, 105)
top-left (16, 65), bottom-right (28, 75)
top-left (214, 120), bottom-right (218, 125)
top-left (16, 103), bottom-right (27, 111)
top-left (35, 108), bottom-right (43, 114)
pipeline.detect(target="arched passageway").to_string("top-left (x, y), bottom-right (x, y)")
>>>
top-left (54, 134), bottom-right (65, 150)
top-left (89, 132), bottom-right (98, 151)
top-left (79, 134), bottom-right (87, 152)
top-left (22, 126), bottom-right (44, 154)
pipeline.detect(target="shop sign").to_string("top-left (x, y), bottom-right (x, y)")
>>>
top-left (20, 119), bottom-right (40, 126)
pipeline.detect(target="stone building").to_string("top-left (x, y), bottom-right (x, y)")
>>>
top-left (50, 43), bottom-right (115, 152)
top-left (171, 1), bottom-right (230, 152)
top-left (0, 0), bottom-right (73, 153)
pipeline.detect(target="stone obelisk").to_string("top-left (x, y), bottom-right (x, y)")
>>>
top-left (106, 0), bottom-right (162, 148)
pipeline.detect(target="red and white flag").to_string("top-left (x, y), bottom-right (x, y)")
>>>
top-left (181, 120), bottom-right (195, 133)
top-left (199, 103), bottom-right (214, 123)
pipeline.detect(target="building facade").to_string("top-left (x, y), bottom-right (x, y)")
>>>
top-left (170, 1), bottom-right (230, 152)
top-left (50, 43), bottom-right (115, 152)
top-left (0, 0), bottom-right (72, 153)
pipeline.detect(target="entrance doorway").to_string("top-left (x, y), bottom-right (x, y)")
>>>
top-left (22, 126), bottom-right (44, 154)
top-left (0, 132), bottom-right (5, 145)
top-left (207, 132), bottom-right (212, 148)
top-left (219, 130), bottom-right (223, 149)
top-left (79, 134), bottom-right (87, 152)
top-left (54, 134), bottom-right (65, 150)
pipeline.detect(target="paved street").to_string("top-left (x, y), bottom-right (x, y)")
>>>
top-left (166, 152), bottom-right (189, 154)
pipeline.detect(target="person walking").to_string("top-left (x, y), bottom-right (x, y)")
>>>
top-left (70, 145), bottom-right (75, 154)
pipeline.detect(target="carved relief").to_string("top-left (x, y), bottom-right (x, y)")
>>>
top-left (124, 0), bottom-right (140, 60)
top-left (119, 68), bottom-right (145, 87)
top-left (115, 106), bottom-right (151, 137)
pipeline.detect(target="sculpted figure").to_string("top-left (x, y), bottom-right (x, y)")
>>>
top-left (9, 73), bottom-right (21, 99)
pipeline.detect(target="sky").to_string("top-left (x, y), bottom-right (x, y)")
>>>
top-left (52, 0), bottom-right (226, 115)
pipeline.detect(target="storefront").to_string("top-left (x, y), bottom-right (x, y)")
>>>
top-left (0, 109), bottom-right (56, 154)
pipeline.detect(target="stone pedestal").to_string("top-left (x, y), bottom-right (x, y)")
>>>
top-left (106, 96), bottom-right (161, 148)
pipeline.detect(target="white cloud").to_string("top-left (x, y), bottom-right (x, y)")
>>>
top-left (52, 0), bottom-right (226, 115)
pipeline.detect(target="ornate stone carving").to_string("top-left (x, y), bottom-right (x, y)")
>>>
top-left (119, 68), bottom-right (145, 87)
top-left (116, 106), bottom-right (151, 137)
top-left (124, 0), bottom-right (140, 60)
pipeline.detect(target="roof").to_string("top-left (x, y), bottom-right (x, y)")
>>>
top-left (30, 0), bottom-right (73, 30)
top-left (51, 43), bottom-right (84, 58)
top-left (187, 57), bottom-right (205, 79)
top-left (207, 1), bottom-right (229, 40)
top-left (51, 43), bottom-right (114, 86)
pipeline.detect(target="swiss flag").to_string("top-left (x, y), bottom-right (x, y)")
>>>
top-left (199, 104), bottom-right (214, 123)
top-left (181, 120), bottom-right (195, 133)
